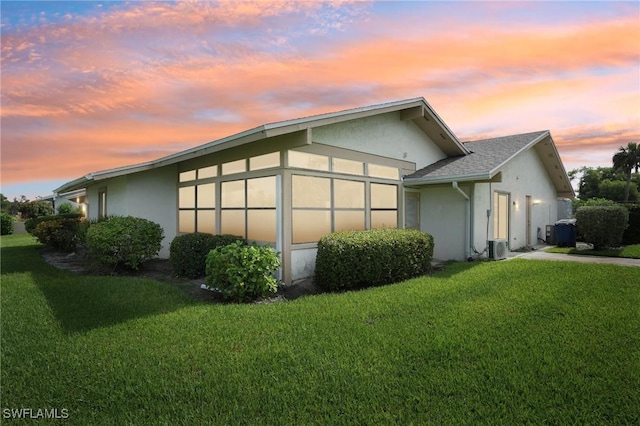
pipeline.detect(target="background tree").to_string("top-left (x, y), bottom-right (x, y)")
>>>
top-left (0, 194), bottom-right (9, 213)
top-left (612, 142), bottom-right (640, 202)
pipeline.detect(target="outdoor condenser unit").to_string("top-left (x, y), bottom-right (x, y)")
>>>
top-left (488, 239), bottom-right (507, 260)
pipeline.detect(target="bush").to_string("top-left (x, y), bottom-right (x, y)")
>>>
top-left (19, 200), bottom-right (54, 219)
top-left (25, 213), bottom-right (83, 234)
top-left (32, 218), bottom-right (81, 252)
top-left (575, 205), bottom-right (629, 250)
top-left (85, 216), bottom-right (164, 270)
top-left (315, 228), bottom-right (434, 291)
top-left (57, 202), bottom-right (81, 215)
top-left (205, 241), bottom-right (280, 302)
top-left (1, 213), bottom-right (14, 235)
top-left (170, 233), bottom-right (246, 278)
top-left (622, 204), bottom-right (640, 245)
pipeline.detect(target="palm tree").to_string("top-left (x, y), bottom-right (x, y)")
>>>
top-left (612, 142), bottom-right (640, 202)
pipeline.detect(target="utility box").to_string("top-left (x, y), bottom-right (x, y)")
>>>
top-left (546, 225), bottom-right (557, 245)
top-left (555, 219), bottom-right (577, 248)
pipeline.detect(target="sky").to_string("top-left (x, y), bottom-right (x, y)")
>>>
top-left (1, 0), bottom-right (639, 200)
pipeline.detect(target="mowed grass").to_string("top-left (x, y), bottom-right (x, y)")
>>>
top-left (2, 234), bottom-right (639, 425)
top-left (546, 244), bottom-right (640, 259)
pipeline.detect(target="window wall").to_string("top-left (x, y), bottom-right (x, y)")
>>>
top-left (289, 150), bottom-right (400, 244)
top-left (178, 153), bottom-right (280, 242)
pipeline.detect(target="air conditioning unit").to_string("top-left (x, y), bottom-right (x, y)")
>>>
top-left (488, 239), bottom-right (507, 260)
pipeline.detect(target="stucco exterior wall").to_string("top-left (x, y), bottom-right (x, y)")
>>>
top-left (85, 166), bottom-right (177, 258)
top-left (291, 248), bottom-right (318, 282)
top-left (472, 147), bottom-right (558, 252)
top-left (124, 166), bottom-right (178, 258)
top-left (419, 185), bottom-right (467, 261)
top-left (312, 112), bottom-right (446, 170)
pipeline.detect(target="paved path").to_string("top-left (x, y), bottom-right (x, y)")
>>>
top-left (509, 249), bottom-right (640, 267)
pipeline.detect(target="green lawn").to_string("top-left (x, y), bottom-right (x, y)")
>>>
top-left (2, 234), bottom-right (639, 425)
top-left (546, 244), bottom-right (640, 259)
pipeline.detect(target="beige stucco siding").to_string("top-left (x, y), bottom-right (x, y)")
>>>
top-left (312, 112), bottom-right (447, 170)
top-left (472, 147), bottom-right (558, 252)
top-left (85, 165), bottom-right (178, 258)
top-left (418, 184), bottom-right (467, 261)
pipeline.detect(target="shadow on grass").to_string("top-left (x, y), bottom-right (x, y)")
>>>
top-left (2, 237), bottom-right (199, 334)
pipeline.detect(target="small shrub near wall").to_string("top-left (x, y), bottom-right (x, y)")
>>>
top-left (25, 213), bottom-right (83, 234)
top-left (575, 205), bottom-right (629, 250)
top-left (170, 233), bottom-right (246, 278)
top-left (85, 216), bottom-right (164, 270)
top-left (315, 228), bottom-right (434, 291)
top-left (32, 217), bottom-right (81, 252)
top-left (1, 213), bottom-right (14, 235)
top-left (205, 241), bottom-right (280, 302)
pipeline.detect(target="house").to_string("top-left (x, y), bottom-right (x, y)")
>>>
top-left (54, 97), bottom-right (574, 284)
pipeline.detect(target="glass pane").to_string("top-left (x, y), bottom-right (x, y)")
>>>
top-left (335, 210), bottom-right (365, 232)
top-left (221, 180), bottom-right (245, 208)
top-left (197, 183), bottom-right (215, 208)
top-left (494, 193), bottom-right (509, 239)
top-left (371, 183), bottom-right (397, 209)
top-left (221, 210), bottom-right (245, 237)
top-left (198, 165), bottom-right (217, 179)
top-left (292, 175), bottom-right (330, 208)
top-left (368, 163), bottom-right (398, 180)
top-left (334, 179), bottom-right (364, 208)
top-left (371, 210), bottom-right (397, 229)
top-left (222, 159), bottom-right (246, 175)
top-left (288, 150), bottom-right (329, 171)
top-left (250, 152), bottom-right (280, 171)
top-left (248, 210), bottom-right (276, 242)
top-left (179, 170), bottom-right (196, 182)
top-left (292, 210), bottom-right (331, 244)
top-left (197, 210), bottom-right (216, 234)
top-left (178, 210), bottom-right (195, 233)
top-left (247, 176), bottom-right (276, 208)
top-left (179, 186), bottom-right (195, 208)
top-left (332, 158), bottom-right (363, 175)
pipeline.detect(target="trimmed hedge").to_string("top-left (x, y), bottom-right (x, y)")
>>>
top-left (32, 217), bottom-right (81, 252)
top-left (315, 228), bottom-right (434, 291)
top-left (1, 213), bottom-right (14, 235)
top-left (622, 204), bottom-right (640, 245)
top-left (205, 241), bottom-right (280, 302)
top-left (25, 213), bottom-right (83, 234)
top-left (170, 233), bottom-right (246, 278)
top-left (575, 205), bottom-right (629, 250)
top-left (85, 216), bottom-right (164, 270)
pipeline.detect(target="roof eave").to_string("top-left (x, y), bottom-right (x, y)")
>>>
top-left (403, 171), bottom-right (499, 187)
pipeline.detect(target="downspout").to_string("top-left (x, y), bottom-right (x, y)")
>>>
top-left (452, 181), bottom-right (471, 260)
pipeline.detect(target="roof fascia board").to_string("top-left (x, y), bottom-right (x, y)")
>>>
top-left (403, 171), bottom-right (499, 186)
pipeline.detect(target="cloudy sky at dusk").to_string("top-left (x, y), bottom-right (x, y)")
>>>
top-left (1, 0), bottom-right (638, 200)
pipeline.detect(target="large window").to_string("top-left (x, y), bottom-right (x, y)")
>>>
top-left (371, 183), bottom-right (398, 228)
top-left (493, 192), bottom-right (509, 240)
top-left (178, 183), bottom-right (215, 234)
top-left (220, 176), bottom-right (277, 242)
top-left (292, 175), bottom-right (395, 244)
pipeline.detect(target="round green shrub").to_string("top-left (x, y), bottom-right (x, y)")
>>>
top-left (170, 233), bottom-right (246, 278)
top-left (25, 213), bottom-right (83, 234)
top-left (205, 241), bottom-right (280, 302)
top-left (575, 205), bottom-right (629, 250)
top-left (57, 202), bottom-right (79, 215)
top-left (622, 204), bottom-right (640, 245)
top-left (32, 218), bottom-right (80, 252)
top-left (1, 213), bottom-right (14, 235)
top-left (315, 228), bottom-right (434, 291)
top-left (85, 216), bottom-right (164, 270)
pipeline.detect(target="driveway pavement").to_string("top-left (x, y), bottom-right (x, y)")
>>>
top-left (508, 245), bottom-right (640, 267)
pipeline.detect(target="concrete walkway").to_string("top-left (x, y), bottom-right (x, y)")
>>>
top-left (508, 245), bottom-right (640, 267)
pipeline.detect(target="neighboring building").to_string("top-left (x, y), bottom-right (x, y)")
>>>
top-left (54, 97), bottom-right (574, 284)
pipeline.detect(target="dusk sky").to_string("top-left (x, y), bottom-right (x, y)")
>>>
top-left (1, 0), bottom-right (639, 200)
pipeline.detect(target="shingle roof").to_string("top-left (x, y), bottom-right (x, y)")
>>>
top-left (404, 130), bottom-right (549, 182)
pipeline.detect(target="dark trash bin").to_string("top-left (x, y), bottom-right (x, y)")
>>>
top-left (555, 219), bottom-right (577, 248)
